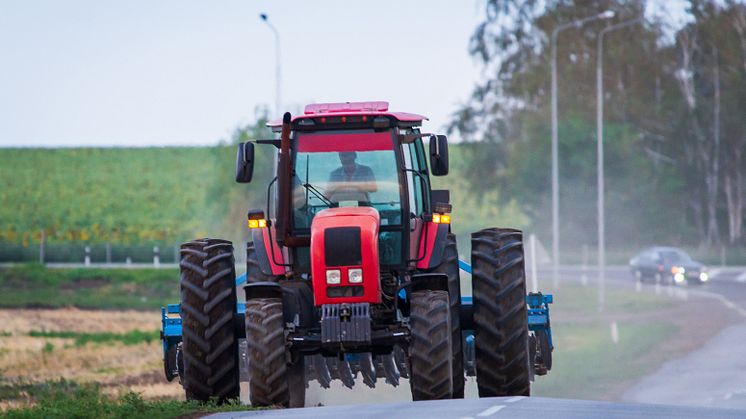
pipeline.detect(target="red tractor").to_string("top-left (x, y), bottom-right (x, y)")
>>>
top-left (161, 101), bottom-right (553, 406)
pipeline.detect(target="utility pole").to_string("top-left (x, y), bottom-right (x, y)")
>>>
top-left (550, 10), bottom-right (615, 289)
top-left (596, 17), bottom-right (643, 310)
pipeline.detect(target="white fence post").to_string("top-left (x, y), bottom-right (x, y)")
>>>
top-left (153, 246), bottom-right (160, 268)
top-left (84, 246), bottom-right (91, 266)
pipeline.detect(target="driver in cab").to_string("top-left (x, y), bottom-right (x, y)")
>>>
top-left (326, 151), bottom-right (377, 203)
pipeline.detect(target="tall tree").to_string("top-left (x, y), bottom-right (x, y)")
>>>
top-left (453, 0), bottom-right (746, 249)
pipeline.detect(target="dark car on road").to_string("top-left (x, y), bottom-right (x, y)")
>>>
top-left (629, 247), bottom-right (709, 285)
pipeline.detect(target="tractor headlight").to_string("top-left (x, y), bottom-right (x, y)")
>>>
top-left (326, 269), bottom-right (341, 285)
top-left (700, 272), bottom-right (709, 282)
top-left (348, 268), bottom-right (363, 284)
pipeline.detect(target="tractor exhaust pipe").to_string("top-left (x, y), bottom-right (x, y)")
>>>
top-left (276, 112), bottom-right (292, 246)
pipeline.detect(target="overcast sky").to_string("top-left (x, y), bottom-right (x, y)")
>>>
top-left (0, 1), bottom-right (691, 147)
top-left (0, 0), bottom-right (485, 147)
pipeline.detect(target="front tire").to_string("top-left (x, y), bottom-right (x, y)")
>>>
top-left (409, 290), bottom-right (453, 400)
top-left (471, 228), bottom-right (530, 397)
top-left (245, 298), bottom-right (305, 407)
top-left (428, 233), bottom-right (465, 398)
top-left (179, 238), bottom-right (240, 403)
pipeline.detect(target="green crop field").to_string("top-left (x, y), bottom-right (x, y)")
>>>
top-left (1, 147), bottom-right (218, 244)
top-left (0, 147), bottom-right (276, 247)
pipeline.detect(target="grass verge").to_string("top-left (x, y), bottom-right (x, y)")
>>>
top-left (1, 380), bottom-right (250, 418)
top-left (0, 264), bottom-right (178, 309)
top-left (519, 282), bottom-right (681, 400)
top-left (531, 321), bottom-right (677, 399)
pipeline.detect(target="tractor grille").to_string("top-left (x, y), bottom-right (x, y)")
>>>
top-left (324, 227), bottom-right (362, 266)
top-left (321, 303), bottom-right (371, 345)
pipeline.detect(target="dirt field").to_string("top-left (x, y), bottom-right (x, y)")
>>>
top-left (0, 308), bottom-right (183, 409)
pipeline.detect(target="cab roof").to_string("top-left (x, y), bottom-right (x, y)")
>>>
top-left (267, 101), bottom-right (428, 129)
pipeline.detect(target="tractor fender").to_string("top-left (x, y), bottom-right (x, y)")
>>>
top-left (243, 280), bottom-right (315, 329)
top-left (416, 223), bottom-right (449, 270)
top-left (244, 281), bottom-right (283, 300)
top-left (409, 272), bottom-right (449, 293)
top-left (251, 228), bottom-right (286, 276)
top-left (279, 280), bottom-right (315, 328)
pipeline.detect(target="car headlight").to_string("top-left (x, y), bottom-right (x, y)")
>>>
top-left (674, 273), bottom-right (685, 283)
top-left (326, 269), bottom-right (341, 285)
top-left (348, 268), bottom-right (363, 284)
top-left (700, 272), bottom-right (709, 282)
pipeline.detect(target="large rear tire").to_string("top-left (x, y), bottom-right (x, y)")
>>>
top-left (409, 290), bottom-right (453, 400)
top-left (245, 298), bottom-right (305, 407)
top-left (471, 228), bottom-right (530, 397)
top-left (429, 233), bottom-right (464, 398)
top-left (179, 238), bottom-right (240, 403)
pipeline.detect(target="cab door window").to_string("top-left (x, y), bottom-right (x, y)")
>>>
top-left (402, 142), bottom-right (426, 216)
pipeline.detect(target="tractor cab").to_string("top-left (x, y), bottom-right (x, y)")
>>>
top-left (238, 101), bottom-right (452, 293)
top-left (288, 127), bottom-right (410, 268)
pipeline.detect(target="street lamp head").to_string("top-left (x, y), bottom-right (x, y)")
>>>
top-left (600, 10), bottom-right (616, 19)
top-left (259, 13), bottom-right (268, 21)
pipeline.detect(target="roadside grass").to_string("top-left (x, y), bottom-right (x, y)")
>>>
top-left (510, 281), bottom-right (679, 400)
top-left (0, 264), bottom-right (178, 309)
top-left (0, 380), bottom-right (250, 418)
top-left (543, 282), bottom-right (675, 316)
top-left (28, 330), bottom-right (159, 347)
top-left (531, 321), bottom-right (677, 399)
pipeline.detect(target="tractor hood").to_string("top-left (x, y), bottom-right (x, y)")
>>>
top-left (310, 206), bottom-right (381, 306)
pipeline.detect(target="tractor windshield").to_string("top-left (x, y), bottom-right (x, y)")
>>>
top-left (292, 130), bottom-right (402, 230)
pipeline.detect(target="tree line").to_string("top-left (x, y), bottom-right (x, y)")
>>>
top-left (449, 0), bottom-right (746, 249)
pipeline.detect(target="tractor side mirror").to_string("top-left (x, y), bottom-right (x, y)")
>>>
top-left (429, 135), bottom-right (449, 176)
top-left (235, 142), bottom-right (255, 183)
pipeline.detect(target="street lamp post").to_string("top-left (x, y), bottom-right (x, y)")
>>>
top-left (596, 17), bottom-right (644, 311)
top-left (550, 10), bottom-right (614, 289)
top-left (260, 13), bottom-right (281, 116)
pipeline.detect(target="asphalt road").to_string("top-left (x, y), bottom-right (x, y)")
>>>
top-left (208, 396), bottom-right (746, 419)
top-left (623, 320), bottom-right (746, 409)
